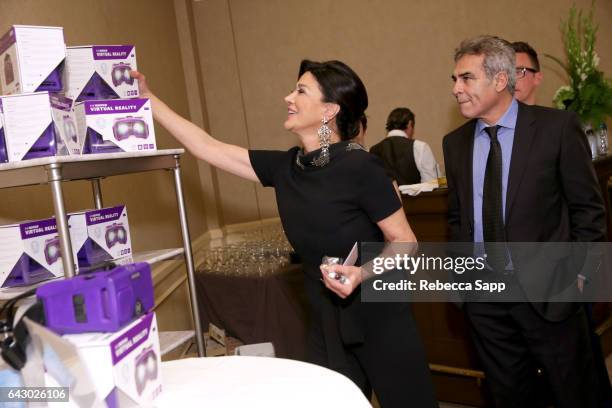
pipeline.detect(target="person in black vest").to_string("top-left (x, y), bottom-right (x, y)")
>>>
top-left (369, 108), bottom-right (438, 185)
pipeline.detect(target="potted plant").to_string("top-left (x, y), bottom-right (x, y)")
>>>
top-left (547, 4), bottom-right (612, 158)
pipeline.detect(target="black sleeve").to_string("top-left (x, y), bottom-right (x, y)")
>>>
top-left (443, 134), bottom-right (461, 242)
top-left (358, 153), bottom-right (402, 222)
top-left (248, 150), bottom-right (290, 187)
top-left (559, 112), bottom-right (607, 241)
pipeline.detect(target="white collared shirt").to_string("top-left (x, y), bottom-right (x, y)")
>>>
top-left (386, 130), bottom-right (438, 182)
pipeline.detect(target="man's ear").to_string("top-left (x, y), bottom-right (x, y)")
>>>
top-left (534, 71), bottom-right (544, 87)
top-left (495, 71), bottom-right (509, 93)
top-left (324, 103), bottom-right (340, 121)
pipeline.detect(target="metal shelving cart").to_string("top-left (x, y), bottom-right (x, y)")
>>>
top-left (0, 149), bottom-right (205, 356)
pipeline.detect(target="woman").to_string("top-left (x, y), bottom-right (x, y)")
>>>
top-left (133, 60), bottom-right (436, 407)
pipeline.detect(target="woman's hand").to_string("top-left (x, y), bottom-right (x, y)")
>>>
top-left (130, 70), bottom-right (153, 98)
top-left (320, 264), bottom-right (363, 298)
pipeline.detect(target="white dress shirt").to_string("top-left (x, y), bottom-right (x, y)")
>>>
top-left (387, 129), bottom-right (438, 182)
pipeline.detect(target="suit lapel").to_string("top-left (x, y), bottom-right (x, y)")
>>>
top-left (506, 102), bottom-right (536, 221)
top-left (460, 121), bottom-right (476, 229)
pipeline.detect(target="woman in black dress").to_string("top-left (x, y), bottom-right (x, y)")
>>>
top-left (133, 60), bottom-right (436, 407)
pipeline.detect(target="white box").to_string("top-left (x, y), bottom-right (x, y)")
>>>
top-left (75, 98), bottom-right (156, 154)
top-left (62, 313), bottom-right (162, 406)
top-left (0, 217), bottom-right (64, 288)
top-left (0, 91), bottom-right (59, 162)
top-left (68, 205), bottom-right (132, 269)
top-left (65, 45), bottom-right (139, 102)
top-left (0, 25), bottom-right (66, 95)
top-left (50, 94), bottom-right (81, 155)
top-left (26, 312), bottom-right (162, 407)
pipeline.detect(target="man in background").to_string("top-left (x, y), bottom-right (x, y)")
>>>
top-left (513, 39), bottom-right (612, 407)
top-left (443, 35), bottom-right (606, 407)
top-left (370, 107), bottom-right (438, 185)
top-left (511, 41), bottom-right (543, 105)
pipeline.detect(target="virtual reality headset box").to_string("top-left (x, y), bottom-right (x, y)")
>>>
top-left (0, 25), bottom-right (66, 95)
top-left (74, 98), bottom-right (156, 154)
top-left (64, 45), bottom-right (139, 103)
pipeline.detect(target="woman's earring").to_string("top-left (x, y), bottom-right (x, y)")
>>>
top-left (312, 117), bottom-right (331, 167)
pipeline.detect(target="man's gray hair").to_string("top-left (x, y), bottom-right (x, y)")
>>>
top-left (454, 35), bottom-right (516, 94)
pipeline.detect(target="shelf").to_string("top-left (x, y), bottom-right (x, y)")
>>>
top-left (0, 248), bottom-right (185, 301)
top-left (0, 148), bottom-right (205, 356)
top-left (0, 149), bottom-right (185, 189)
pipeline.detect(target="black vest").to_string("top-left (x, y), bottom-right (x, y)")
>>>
top-left (369, 136), bottom-right (420, 185)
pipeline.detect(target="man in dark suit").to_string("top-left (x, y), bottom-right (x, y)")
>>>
top-left (443, 35), bottom-right (606, 408)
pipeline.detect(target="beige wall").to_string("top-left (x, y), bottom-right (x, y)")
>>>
top-left (1, 0), bottom-right (610, 232)
top-left (0, 0), bottom-right (208, 251)
top-left (191, 0), bottom-right (612, 222)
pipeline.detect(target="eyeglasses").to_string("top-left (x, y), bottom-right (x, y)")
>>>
top-left (516, 67), bottom-right (538, 79)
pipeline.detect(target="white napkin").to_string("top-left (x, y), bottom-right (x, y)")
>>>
top-left (398, 180), bottom-right (439, 196)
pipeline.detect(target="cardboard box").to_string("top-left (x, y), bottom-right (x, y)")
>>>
top-left (50, 94), bottom-right (81, 155)
top-left (0, 92), bottom-right (59, 162)
top-left (75, 98), bottom-right (156, 154)
top-left (0, 217), bottom-right (64, 288)
top-left (64, 45), bottom-right (139, 102)
top-left (0, 25), bottom-right (65, 95)
top-left (68, 205), bottom-right (132, 268)
top-left (25, 312), bottom-right (162, 407)
top-left (64, 312), bottom-right (162, 406)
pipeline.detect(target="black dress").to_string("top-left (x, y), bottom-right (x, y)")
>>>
top-left (249, 141), bottom-right (437, 408)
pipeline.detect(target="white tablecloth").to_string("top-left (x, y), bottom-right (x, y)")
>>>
top-left (155, 356), bottom-right (372, 407)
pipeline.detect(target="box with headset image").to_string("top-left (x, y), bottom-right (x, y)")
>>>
top-left (50, 94), bottom-right (81, 156)
top-left (0, 107), bottom-right (6, 163)
top-left (25, 310), bottom-right (162, 407)
top-left (0, 25), bottom-right (66, 95)
top-left (0, 217), bottom-right (64, 289)
top-left (74, 98), bottom-right (156, 154)
top-left (64, 45), bottom-right (139, 103)
top-left (0, 91), bottom-right (60, 162)
top-left (68, 205), bottom-right (132, 269)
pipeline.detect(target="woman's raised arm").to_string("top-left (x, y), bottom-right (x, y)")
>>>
top-left (132, 71), bottom-right (259, 182)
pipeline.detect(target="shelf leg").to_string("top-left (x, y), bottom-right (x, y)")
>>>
top-left (172, 156), bottom-right (206, 357)
top-left (47, 164), bottom-right (77, 279)
top-left (91, 178), bottom-right (104, 209)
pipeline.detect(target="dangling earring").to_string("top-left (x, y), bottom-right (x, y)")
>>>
top-left (312, 116), bottom-right (332, 167)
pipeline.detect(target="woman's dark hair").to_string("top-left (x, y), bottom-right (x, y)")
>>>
top-left (298, 59), bottom-right (368, 140)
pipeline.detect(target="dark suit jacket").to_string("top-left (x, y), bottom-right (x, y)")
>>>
top-left (442, 101), bottom-right (607, 320)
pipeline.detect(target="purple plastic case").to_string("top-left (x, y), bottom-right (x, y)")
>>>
top-left (4, 54), bottom-right (14, 85)
top-left (111, 63), bottom-right (133, 87)
top-left (112, 117), bottom-right (148, 141)
top-left (36, 262), bottom-right (154, 334)
top-left (76, 238), bottom-right (112, 267)
top-left (35, 65), bottom-right (63, 93)
top-left (0, 126), bottom-right (7, 163)
top-left (2, 253), bottom-right (55, 288)
top-left (105, 223), bottom-right (127, 248)
top-left (134, 346), bottom-right (158, 395)
top-left (44, 237), bottom-right (61, 265)
top-left (83, 128), bottom-right (122, 154)
top-left (22, 123), bottom-right (58, 160)
top-left (77, 72), bottom-right (119, 102)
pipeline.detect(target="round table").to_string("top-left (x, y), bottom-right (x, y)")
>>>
top-left (155, 356), bottom-right (371, 407)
